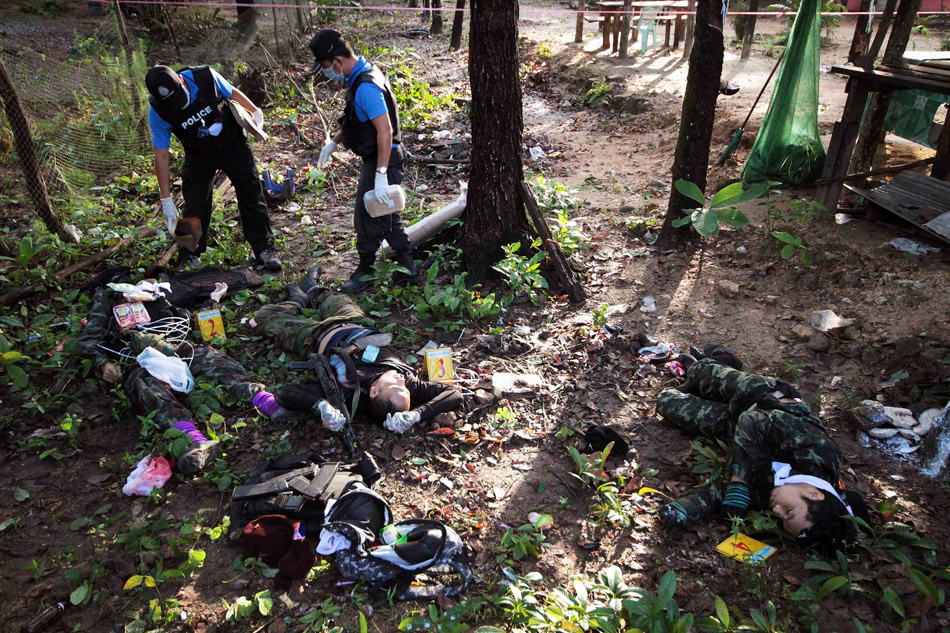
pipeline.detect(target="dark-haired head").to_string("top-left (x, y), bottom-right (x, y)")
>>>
top-left (797, 490), bottom-right (871, 555)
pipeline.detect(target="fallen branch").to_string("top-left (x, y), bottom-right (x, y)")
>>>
top-left (809, 156), bottom-right (938, 187)
top-left (0, 227), bottom-right (158, 307)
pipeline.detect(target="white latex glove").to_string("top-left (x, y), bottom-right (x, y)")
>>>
top-left (102, 362), bottom-right (123, 385)
top-left (317, 400), bottom-right (346, 433)
top-left (318, 141), bottom-right (337, 170)
top-left (373, 172), bottom-right (392, 206)
top-left (383, 410), bottom-right (421, 434)
top-left (252, 108), bottom-right (264, 129)
top-left (161, 197), bottom-right (178, 234)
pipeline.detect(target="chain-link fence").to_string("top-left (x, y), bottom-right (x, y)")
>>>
top-left (0, 1), bottom-right (314, 238)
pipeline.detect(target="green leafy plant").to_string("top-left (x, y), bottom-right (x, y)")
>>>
top-left (492, 242), bottom-right (549, 304)
top-left (672, 181), bottom-right (767, 275)
top-left (585, 77), bottom-right (613, 106)
top-left (224, 590), bottom-right (273, 622)
top-left (497, 523), bottom-right (546, 563)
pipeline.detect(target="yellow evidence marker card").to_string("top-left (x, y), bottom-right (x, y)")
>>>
top-left (424, 348), bottom-right (454, 383)
top-left (196, 309), bottom-right (226, 341)
top-left (716, 534), bottom-right (777, 565)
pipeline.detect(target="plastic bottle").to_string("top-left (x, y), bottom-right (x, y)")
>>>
top-left (21, 602), bottom-right (65, 633)
top-left (362, 185), bottom-right (407, 217)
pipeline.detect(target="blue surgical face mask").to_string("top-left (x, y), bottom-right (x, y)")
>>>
top-left (323, 60), bottom-right (344, 84)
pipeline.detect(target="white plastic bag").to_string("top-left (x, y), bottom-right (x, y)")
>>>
top-left (136, 347), bottom-right (194, 393)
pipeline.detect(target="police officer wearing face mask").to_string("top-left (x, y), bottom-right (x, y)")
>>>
top-left (308, 30), bottom-right (419, 293)
top-left (146, 65), bottom-right (282, 271)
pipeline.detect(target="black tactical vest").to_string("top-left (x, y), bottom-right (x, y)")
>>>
top-left (149, 66), bottom-right (244, 156)
top-left (339, 65), bottom-right (402, 159)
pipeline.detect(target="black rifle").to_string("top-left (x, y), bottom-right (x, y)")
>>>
top-left (288, 352), bottom-right (360, 457)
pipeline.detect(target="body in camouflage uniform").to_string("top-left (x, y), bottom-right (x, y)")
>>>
top-left (76, 289), bottom-right (266, 429)
top-left (253, 291), bottom-right (373, 356)
top-left (656, 359), bottom-right (842, 524)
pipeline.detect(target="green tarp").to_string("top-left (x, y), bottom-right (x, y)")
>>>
top-left (741, 0), bottom-right (825, 186)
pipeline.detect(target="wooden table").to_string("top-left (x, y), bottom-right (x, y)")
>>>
top-left (612, 0), bottom-right (688, 55)
top-left (595, 0), bottom-right (626, 52)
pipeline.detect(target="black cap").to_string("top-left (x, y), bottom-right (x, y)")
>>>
top-left (145, 65), bottom-right (188, 112)
top-left (308, 29), bottom-right (346, 75)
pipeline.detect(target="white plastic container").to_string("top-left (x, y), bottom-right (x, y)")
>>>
top-left (363, 185), bottom-right (407, 218)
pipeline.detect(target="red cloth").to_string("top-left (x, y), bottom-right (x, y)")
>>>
top-left (242, 514), bottom-right (316, 589)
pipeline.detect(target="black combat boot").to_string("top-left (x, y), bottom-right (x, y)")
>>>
top-left (341, 253), bottom-right (376, 293)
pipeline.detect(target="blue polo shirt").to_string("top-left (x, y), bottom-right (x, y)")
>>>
top-left (347, 57), bottom-right (398, 147)
top-left (148, 68), bottom-right (235, 150)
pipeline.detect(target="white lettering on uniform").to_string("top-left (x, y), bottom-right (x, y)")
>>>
top-left (181, 106), bottom-right (213, 130)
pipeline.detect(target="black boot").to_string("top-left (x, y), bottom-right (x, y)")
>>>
top-left (298, 264), bottom-right (322, 296)
top-left (341, 253), bottom-right (375, 293)
top-left (393, 250), bottom-right (423, 286)
top-left (284, 284), bottom-right (309, 309)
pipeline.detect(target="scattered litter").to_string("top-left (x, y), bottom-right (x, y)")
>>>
top-left (888, 237), bottom-right (940, 255)
top-left (896, 279), bottom-right (924, 288)
top-left (638, 342), bottom-right (677, 364)
top-left (418, 340), bottom-right (440, 354)
top-left (810, 310), bottom-right (854, 332)
top-left (640, 296), bottom-right (656, 312)
top-left (417, 184), bottom-right (430, 192)
top-left (669, 360), bottom-right (686, 376)
top-left (491, 372), bottom-right (546, 398)
top-left (527, 512), bottom-right (554, 531)
top-left (529, 146), bottom-right (547, 161)
top-left (286, 202), bottom-right (301, 213)
top-left (122, 455), bottom-right (172, 496)
top-left (300, 215), bottom-right (313, 225)
top-left (736, 246), bottom-right (747, 254)
top-left (433, 130), bottom-right (452, 140)
top-left (835, 213), bottom-right (854, 224)
top-left (512, 325), bottom-right (532, 336)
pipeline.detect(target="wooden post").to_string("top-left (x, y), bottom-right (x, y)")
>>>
top-left (619, 0), bottom-right (633, 57)
top-left (0, 56), bottom-right (71, 243)
top-left (849, 0), bottom-right (921, 180)
top-left (860, 0), bottom-right (898, 68)
top-left (432, 0), bottom-right (444, 34)
top-left (931, 106), bottom-right (950, 181)
top-left (848, 0), bottom-right (873, 64)
top-left (740, 0), bottom-right (759, 59)
top-left (818, 78), bottom-right (872, 213)
top-left (575, 0), bottom-right (585, 43)
top-left (450, 0), bottom-right (466, 49)
top-left (682, 0), bottom-right (695, 57)
top-left (602, 9), bottom-right (612, 49)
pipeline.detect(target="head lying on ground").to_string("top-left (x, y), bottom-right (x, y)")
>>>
top-left (770, 483), bottom-right (870, 552)
top-left (369, 369), bottom-right (411, 419)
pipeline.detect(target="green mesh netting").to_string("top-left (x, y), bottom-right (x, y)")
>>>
top-left (741, 0), bottom-right (825, 185)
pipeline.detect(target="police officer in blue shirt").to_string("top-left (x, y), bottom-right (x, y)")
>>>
top-left (146, 65), bottom-right (281, 271)
top-left (308, 30), bottom-right (419, 293)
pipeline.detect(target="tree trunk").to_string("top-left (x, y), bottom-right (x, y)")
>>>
top-left (849, 0), bottom-right (921, 180)
top-left (450, 0), bottom-right (466, 50)
top-left (657, 0), bottom-right (724, 248)
top-left (683, 0), bottom-right (695, 57)
top-left (740, 0), bottom-right (759, 59)
top-left (464, 0), bottom-right (530, 280)
top-left (432, 0), bottom-right (444, 34)
top-left (848, 0), bottom-right (873, 63)
top-left (0, 56), bottom-right (71, 243)
top-left (860, 0), bottom-right (898, 68)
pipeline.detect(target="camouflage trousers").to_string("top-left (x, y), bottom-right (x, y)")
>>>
top-left (656, 358), bottom-right (776, 439)
top-left (657, 359), bottom-right (777, 522)
top-left (254, 291), bottom-right (375, 357)
top-left (124, 344), bottom-right (264, 429)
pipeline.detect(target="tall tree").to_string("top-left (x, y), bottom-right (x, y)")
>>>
top-left (657, 0), bottom-right (726, 247)
top-left (463, 0), bottom-right (530, 279)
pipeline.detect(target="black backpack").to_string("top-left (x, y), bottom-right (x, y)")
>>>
top-left (229, 451), bottom-right (382, 538)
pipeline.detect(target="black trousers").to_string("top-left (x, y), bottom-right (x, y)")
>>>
top-left (354, 145), bottom-right (409, 261)
top-left (181, 140), bottom-right (274, 257)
